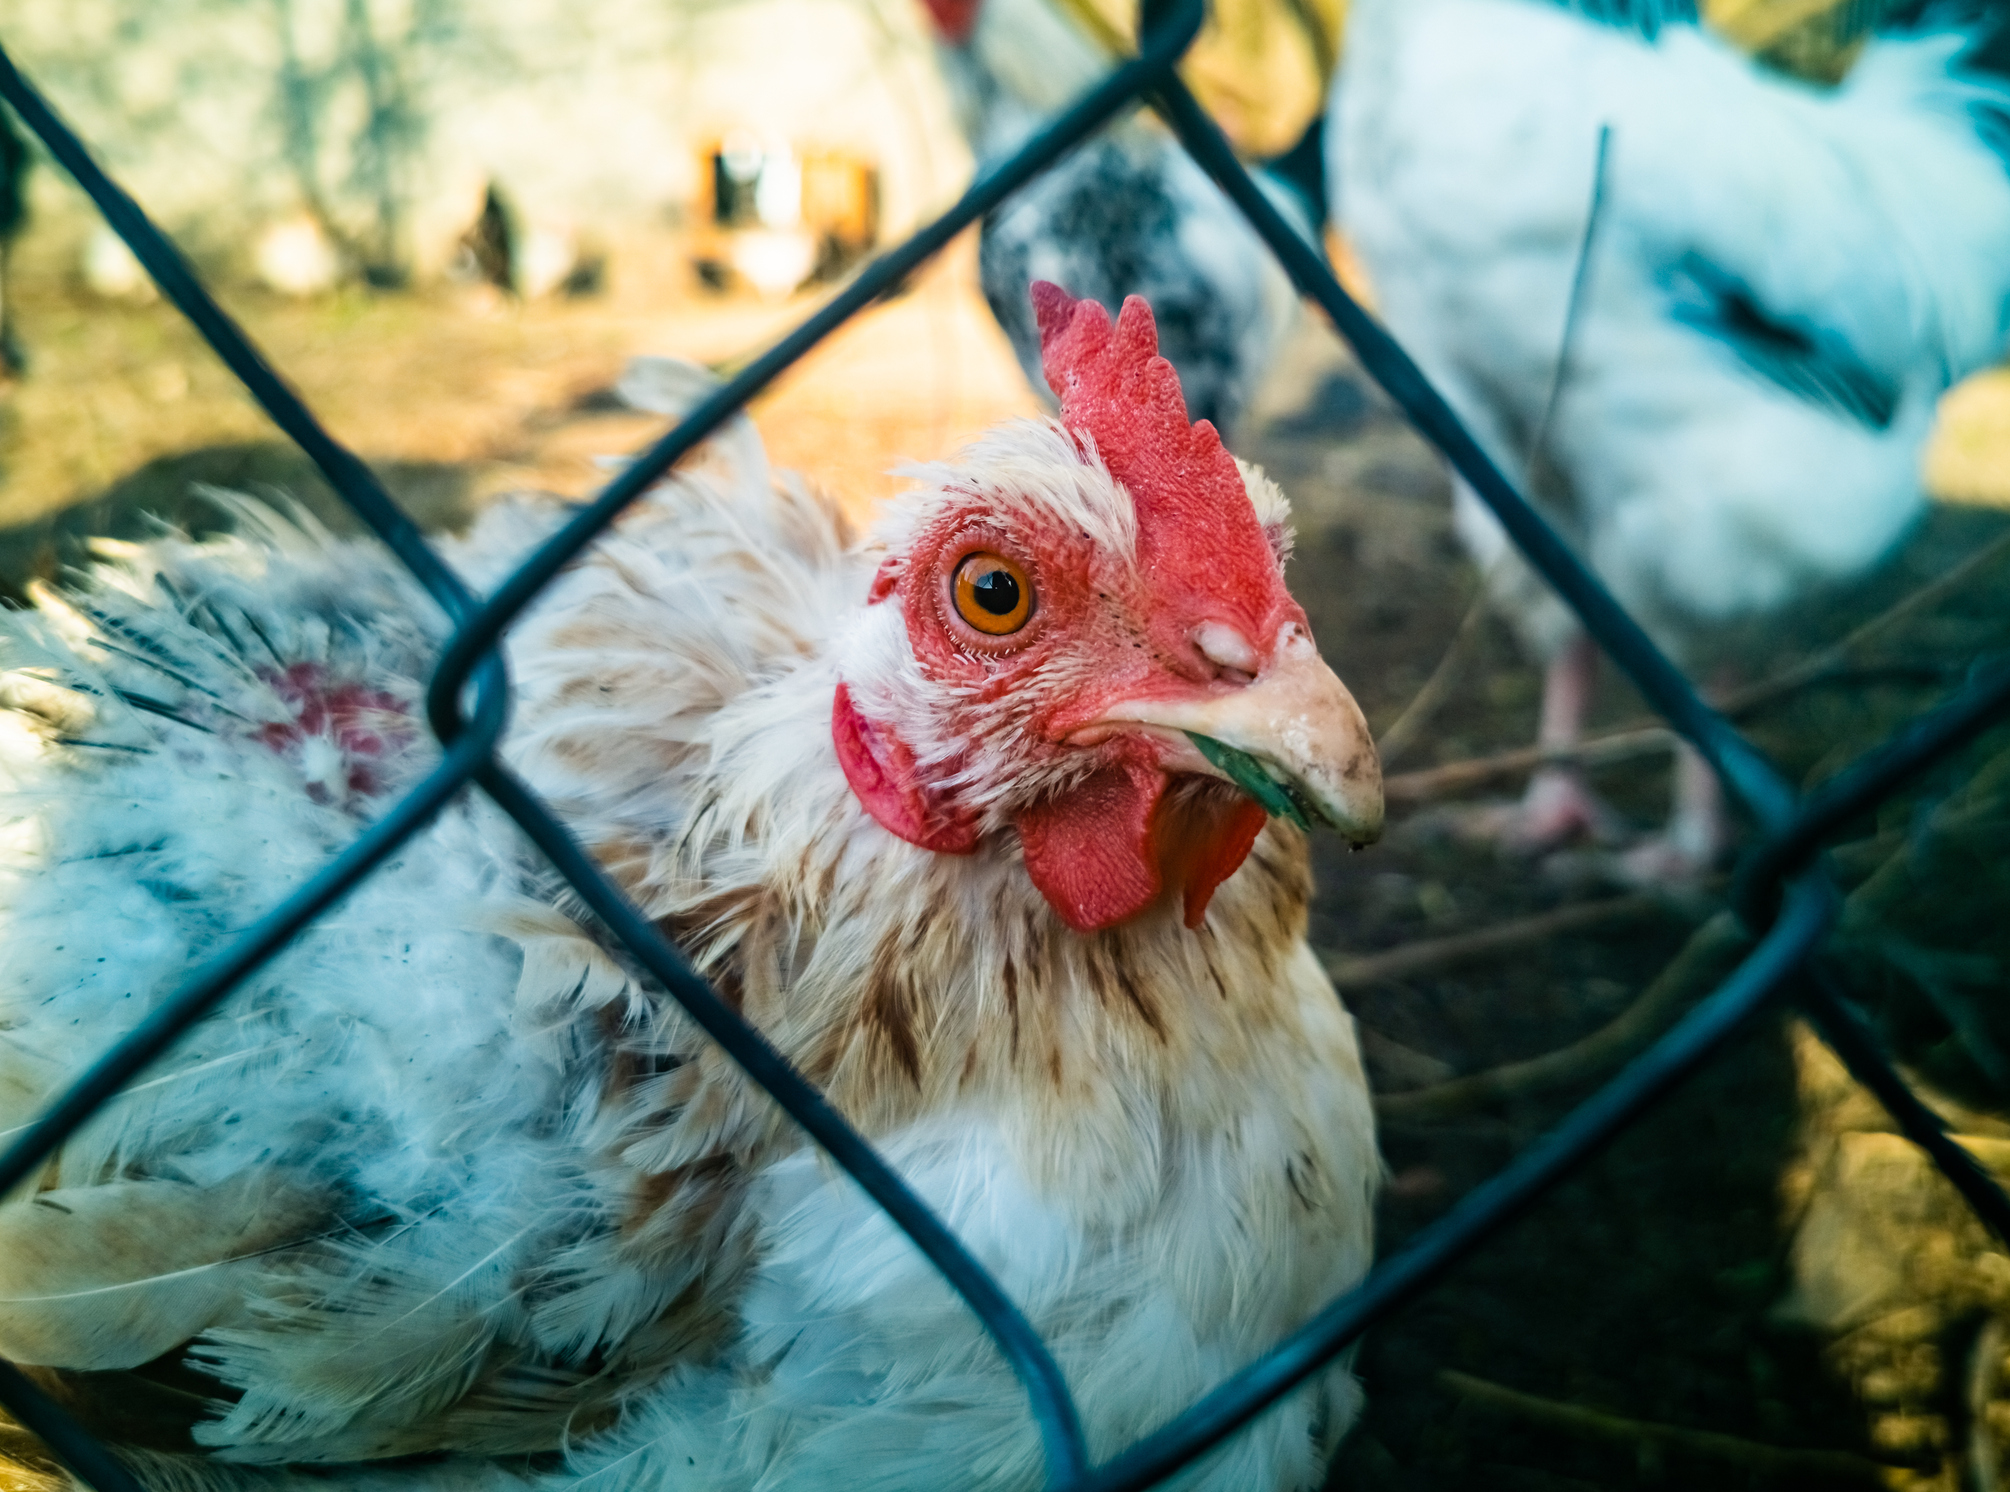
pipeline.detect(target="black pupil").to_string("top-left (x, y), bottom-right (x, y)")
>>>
top-left (970, 567), bottom-right (1020, 615)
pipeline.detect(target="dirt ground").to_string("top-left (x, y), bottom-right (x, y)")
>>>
top-left (4, 244), bottom-right (2010, 1490)
top-left (1238, 333), bottom-right (2010, 1488)
top-left (0, 232), bottom-right (1038, 593)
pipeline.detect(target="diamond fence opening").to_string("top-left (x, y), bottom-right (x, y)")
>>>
top-left (0, 5), bottom-right (2006, 1490)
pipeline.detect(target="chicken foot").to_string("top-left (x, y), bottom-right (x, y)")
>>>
top-left (1454, 631), bottom-right (1623, 851)
top-left (1454, 629), bottom-right (1727, 883)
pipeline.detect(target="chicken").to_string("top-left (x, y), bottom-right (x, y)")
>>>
top-left (1329, 0), bottom-right (2010, 877)
top-left (0, 284), bottom-right (1383, 1491)
top-left (921, 0), bottom-right (1321, 436)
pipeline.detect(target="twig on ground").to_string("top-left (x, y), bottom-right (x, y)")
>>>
top-left (1326, 891), bottom-right (1675, 990)
top-left (1754, 524), bottom-right (2010, 703)
top-left (1375, 910), bottom-right (1748, 1123)
top-left (1384, 524), bottom-right (2010, 806)
top-left (1385, 726), bottom-right (1674, 803)
top-left (1374, 756), bottom-right (2010, 1125)
top-left (1375, 581), bottom-right (1495, 771)
top-left (1435, 1369), bottom-right (1895, 1486)
top-left (1385, 664), bottom-right (1956, 805)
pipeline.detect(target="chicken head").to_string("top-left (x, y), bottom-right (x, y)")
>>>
top-left (834, 282), bottom-right (1381, 933)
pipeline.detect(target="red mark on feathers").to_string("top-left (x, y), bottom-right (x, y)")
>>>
top-left (919, 0), bottom-right (981, 41)
top-left (254, 662), bottom-right (411, 798)
top-left (1031, 282), bottom-right (1287, 645)
top-left (832, 684), bottom-right (978, 854)
top-left (1014, 745), bottom-right (1268, 932)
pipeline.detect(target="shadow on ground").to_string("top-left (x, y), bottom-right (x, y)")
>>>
top-left (0, 442), bottom-right (481, 604)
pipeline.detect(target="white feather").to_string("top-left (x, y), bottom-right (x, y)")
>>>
top-left (1333, 0), bottom-right (2010, 657)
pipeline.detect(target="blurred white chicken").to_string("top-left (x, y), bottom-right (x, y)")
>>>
top-left (0, 288), bottom-right (1382, 1490)
top-left (1331, 0), bottom-right (2010, 877)
top-left (921, 0), bottom-right (1325, 436)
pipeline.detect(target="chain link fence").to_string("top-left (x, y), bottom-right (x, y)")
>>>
top-left (0, 3), bottom-right (2006, 1487)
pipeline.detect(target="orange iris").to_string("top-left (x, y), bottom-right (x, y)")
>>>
top-left (951, 552), bottom-right (1033, 635)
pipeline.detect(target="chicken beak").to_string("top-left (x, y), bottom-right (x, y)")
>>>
top-left (1102, 623), bottom-right (1384, 845)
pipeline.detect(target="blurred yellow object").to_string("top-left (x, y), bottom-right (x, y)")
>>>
top-left (1326, 225), bottom-right (1378, 313)
top-left (1926, 370), bottom-right (2010, 509)
top-left (1043, 0), bottom-right (1856, 157)
top-left (1703, 0), bottom-right (1869, 83)
top-left (1054, 0), bottom-right (1346, 158)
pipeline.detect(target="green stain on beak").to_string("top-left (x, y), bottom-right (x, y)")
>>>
top-left (1184, 732), bottom-right (1319, 832)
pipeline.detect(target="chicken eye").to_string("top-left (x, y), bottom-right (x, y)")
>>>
top-left (951, 552), bottom-right (1032, 635)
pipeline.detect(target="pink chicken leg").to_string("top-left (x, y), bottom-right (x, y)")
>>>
top-left (1499, 631), bottom-right (1616, 852)
top-left (1500, 629), bottom-right (1727, 881)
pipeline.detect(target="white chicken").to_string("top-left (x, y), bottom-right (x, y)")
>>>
top-left (0, 287), bottom-right (1382, 1490)
top-left (921, 0), bottom-right (1318, 436)
top-left (1330, 0), bottom-right (2010, 876)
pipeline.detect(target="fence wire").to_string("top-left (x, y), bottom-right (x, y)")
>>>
top-left (0, 5), bottom-right (2006, 1489)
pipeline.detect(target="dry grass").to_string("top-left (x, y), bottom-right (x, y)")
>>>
top-left (0, 232), bottom-right (1039, 555)
top-left (0, 221), bottom-right (2004, 569)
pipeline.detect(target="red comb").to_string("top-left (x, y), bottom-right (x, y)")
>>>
top-left (919, 0), bottom-right (981, 42)
top-left (1031, 282), bottom-right (1280, 627)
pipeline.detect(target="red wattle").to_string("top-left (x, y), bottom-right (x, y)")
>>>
top-left (1168, 796), bottom-right (1268, 929)
top-left (1014, 757), bottom-right (1268, 933)
top-left (1014, 758), bottom-right (1164, 933)
top-left (832, 685), bottom-right (977, 854)
top-left (918, 0), bottom-right (981, 42)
